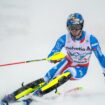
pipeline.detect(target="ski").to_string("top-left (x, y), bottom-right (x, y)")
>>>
top-left (54, 86), bottom-right (83, 96)
top-left (0, 86), bottom-right (83, 105)
top-left (1, 72), bottom-right (82, 105)
top-left (63, 86), bottom-right (83, 95)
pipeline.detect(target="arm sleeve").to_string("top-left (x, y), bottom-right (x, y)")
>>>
top-left (90, 35), bottom-right (105, 70)
top-left (48, 35), bottom-right (66, 57)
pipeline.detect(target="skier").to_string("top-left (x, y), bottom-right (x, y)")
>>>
top-left (42, 13), bottom-right (105, 81)
top-left (34, 12), bottom-right (105, 94)
top-left (1, 13), bottom-right (105, 105)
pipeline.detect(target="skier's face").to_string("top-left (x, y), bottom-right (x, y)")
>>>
top-left (67, 24), bottom-right (82, 38)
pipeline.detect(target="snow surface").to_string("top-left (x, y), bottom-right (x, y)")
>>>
top-left (0, 0), bottom-right (105, 105)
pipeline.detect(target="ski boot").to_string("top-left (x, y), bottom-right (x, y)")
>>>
top-left (33, 72), bottom-right (72, 96)
top-left (13, 78), bottom-right (45, 100)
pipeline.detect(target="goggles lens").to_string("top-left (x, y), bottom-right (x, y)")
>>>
top-left (68, 24), bottom-right (82, 30)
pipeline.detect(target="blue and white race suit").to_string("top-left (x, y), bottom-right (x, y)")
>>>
top-left (44, 31), bottom-right (105, 82)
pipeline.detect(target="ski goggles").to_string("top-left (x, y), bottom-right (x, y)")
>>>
top-left (68, 24), bottom-right (82, 30)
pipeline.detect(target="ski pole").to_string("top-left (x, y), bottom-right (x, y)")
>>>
top-left (0, 52), bottom-right (66, 67)
top-left (0, 58), bottom-right (46, 67)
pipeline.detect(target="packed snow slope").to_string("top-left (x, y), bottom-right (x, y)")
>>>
top-left (0, 0), bottom-right (105, 105)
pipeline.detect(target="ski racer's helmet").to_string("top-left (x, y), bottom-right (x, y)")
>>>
top-left (67, 13), bottom-right (84, 31)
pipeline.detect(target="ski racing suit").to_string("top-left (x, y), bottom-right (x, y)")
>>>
top-left (44, 31), bottom-right (105, 82)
